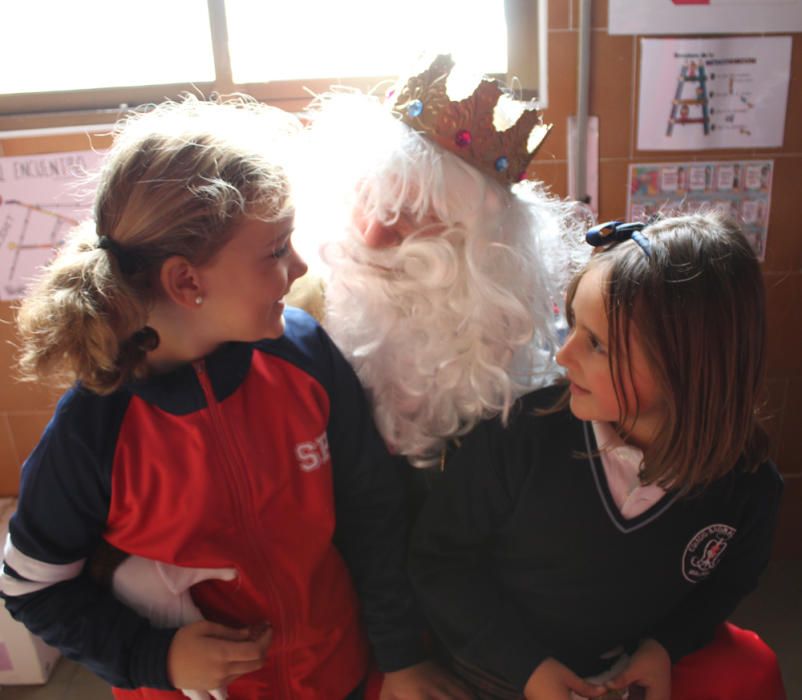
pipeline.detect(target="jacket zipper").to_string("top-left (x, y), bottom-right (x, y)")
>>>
top-left (193, 360), bottom-right (291, 698)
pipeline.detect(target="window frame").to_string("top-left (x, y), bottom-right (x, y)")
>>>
top-left (0, 0), bottom-right (546, 133)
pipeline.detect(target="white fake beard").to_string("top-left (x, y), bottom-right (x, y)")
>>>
top-left (323, 227), bottom-right (562, 468)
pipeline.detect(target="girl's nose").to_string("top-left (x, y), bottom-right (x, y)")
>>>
top-left (289, 248), bottom-right (308, 282)
top-left (555, 330), bottom-right (575, 369)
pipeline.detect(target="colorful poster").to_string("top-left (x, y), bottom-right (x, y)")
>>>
top-left (627, 159), bottom-right (773, 260)
top-left (0, 150), bottom-right (104, 300)
top-left (609, 0), bottom-right (802, 35)
top-left (637, 37), bottom-right (791, 151)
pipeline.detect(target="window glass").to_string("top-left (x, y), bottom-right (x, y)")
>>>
top-left (0, 0), bottom-right (215, 94)
top-left (225, 0), bottom-right (507, 83)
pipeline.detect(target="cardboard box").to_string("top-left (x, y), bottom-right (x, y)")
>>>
top-left (0, 497), bottom-right (61, 684)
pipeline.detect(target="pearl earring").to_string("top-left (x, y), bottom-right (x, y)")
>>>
top-left (195, 296), bottom-right (204, 305)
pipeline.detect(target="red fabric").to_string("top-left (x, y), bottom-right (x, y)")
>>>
top-left (364, 666), bottom-right (383, 700)
top-left (670, 623), bottom-right (786, 700)
top-left (107, 352), bottom-right (369, 698)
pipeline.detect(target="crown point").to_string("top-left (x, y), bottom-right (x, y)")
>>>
top-left (392, 54), bottom-right (551, 186)
top-left (407, 99), bottom-right (424, 118)
top-left (455, 129), bottom-right (472, 147)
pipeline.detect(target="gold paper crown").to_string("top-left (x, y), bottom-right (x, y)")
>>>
top-left (389, 54), bottom-right (552, 186)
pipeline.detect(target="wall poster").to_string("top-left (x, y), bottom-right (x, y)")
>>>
top-left (0, 150), bottom-right (104, 300)
top-left (627, 159), bottom-right (773, 260)
top-left (610, 0), bottom-right (802, 35)
top-left (637, 36), bottom-right (791, 151)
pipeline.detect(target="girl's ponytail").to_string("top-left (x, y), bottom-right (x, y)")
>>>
top-left (16, 221), bottom-right (152, 394)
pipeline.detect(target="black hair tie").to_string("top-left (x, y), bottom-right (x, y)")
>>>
top-left (97, 235), bottom-right (138, 274)
top-left (131, 326), bottom-right (160, 352)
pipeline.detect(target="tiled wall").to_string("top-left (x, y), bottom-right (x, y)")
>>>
top-left (0, 0), bottom-right (799, 555)
top-left (530, 0), bottom-right (802, 558)
top-left (0, 132), bottom-right (112, 496)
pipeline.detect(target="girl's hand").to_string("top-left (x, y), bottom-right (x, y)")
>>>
top-left (605, 639), bottom-right (671, 700)
top-left (379, 660), bottom-right (473, 700)
top-left (524, 658), bottom-right (607, 700)
top-left (167, 620), bottom-right (272, 691)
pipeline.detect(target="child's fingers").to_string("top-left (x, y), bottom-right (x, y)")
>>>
top-left (202, 620), bottom-right (272, 651)
top-left (605, 669), bottom-right (635, 690)
top-left (249, 623), bottom-right (273, 655)
top-left (565, 674), bottom-right (608, 698)
top-left (199, 621), bottom-right (254, 642)
top-left (219, 656), bottom-right (268, 679)
top-left (215, 632), bottom-right (273, 664)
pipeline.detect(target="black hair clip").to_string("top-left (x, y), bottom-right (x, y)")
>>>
top-left (586, 220), bottom-right (651, 257)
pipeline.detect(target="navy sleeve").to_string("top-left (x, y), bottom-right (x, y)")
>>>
top-left (647, 463), bottom-right (783, 662)
top-left (279, 308), bottom-right (425, 672)
top-left (0, 388), bottom-right (177, 689)
top-left (408, 410), bottom-right (552, 691)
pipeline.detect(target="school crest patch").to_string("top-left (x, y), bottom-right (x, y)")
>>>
top-left (682, 523), bottom-right (736, 583)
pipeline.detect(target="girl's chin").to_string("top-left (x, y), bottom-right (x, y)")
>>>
top-left (567, 395), bottom-right (595, 421)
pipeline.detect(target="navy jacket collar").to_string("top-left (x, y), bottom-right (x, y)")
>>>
top-left (127, 342), bottom-right (253, 415)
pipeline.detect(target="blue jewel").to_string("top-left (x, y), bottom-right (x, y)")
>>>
top-left (407, 99), bottom-right (424, 118)
top-left (495, 156), bottom-right (509, 172)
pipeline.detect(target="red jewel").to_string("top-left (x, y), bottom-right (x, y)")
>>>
top-left (517, 170), bottom-right (528, 182)
top-left (455, 129), bottom-right (472, 147)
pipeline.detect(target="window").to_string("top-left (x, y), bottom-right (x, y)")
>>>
top-left (0, 0), bottom-right (546, 132)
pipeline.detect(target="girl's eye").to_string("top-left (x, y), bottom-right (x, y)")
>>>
top-left (270, 241), bottom-right (291, 259)
top-left (589, 334), bottom-right (607, 355)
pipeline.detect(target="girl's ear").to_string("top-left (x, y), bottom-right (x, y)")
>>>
top-left (159, 256), bottom-right (203, 308)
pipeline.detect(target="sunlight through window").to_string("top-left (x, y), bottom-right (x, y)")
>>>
top-left (225, 0), bottom-right (507, 82)
top-left (1, 1), bottom-right (215, 94)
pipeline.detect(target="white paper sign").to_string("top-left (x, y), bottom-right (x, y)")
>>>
top-left (637, 37), bottom-right (791, 151)
top-left (0, 150), bottom-right (104, 300)
top-left (610, 0), bottom-right (802, 35)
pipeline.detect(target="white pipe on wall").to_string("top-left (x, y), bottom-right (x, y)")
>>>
top-left (574, 0), bottom-right (591, 203)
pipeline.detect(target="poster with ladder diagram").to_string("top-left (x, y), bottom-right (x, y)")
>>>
top-left (637, 37), bottom-right (791, 150)
top-left (0, 150), bottom-right (105, 300)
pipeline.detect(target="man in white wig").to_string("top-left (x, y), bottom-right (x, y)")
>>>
top-left (98, 55), bottom-right (588, 700)
top-left (296, 54), bottom-right (587, 468)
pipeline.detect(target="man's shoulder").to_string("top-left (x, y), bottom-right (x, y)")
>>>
top-left (254, 307), bottom-right (329, 365)
top-left (506, 383), bottom-right (572, 430)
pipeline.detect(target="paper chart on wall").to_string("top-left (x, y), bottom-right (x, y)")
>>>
top-left (609, 0), bottom-right (802, 35)
top-left (0, 150), bottom-right (104, 300)
top-left (637, 37), bottom-right (791, 151)
top-left (626, 159), bottom-right (773, 260)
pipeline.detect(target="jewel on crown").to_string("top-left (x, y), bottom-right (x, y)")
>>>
top-left (389, 54), bottom-right (552, 186)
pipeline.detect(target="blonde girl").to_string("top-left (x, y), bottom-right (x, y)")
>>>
top-left (1, 96), bottom-right (466, 700)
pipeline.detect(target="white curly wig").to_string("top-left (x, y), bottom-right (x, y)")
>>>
top-left (294, 91), bottom-right (590, 467)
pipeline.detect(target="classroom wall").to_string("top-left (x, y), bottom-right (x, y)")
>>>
top-left (0, 0), bottom-right (799, 556)
top-left (0, 132), bottom-right (112, 496)
top-left (530, 0), bottom-right (802, 558)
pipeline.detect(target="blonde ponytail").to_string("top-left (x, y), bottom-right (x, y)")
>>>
top-left (15, 221), bottom-right (152, 394)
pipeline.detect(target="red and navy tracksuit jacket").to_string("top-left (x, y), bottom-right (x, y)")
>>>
top-left (0, 307), bottom-right (423, 698)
